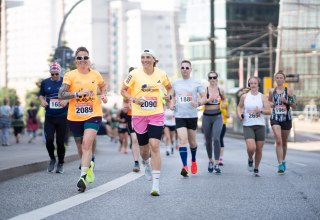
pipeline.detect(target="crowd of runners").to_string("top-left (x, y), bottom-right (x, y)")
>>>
top-left (5, 47), bottom-right (295, 196)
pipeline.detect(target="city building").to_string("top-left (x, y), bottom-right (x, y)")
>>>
top-left (276, 0), bottom-right (320, 109)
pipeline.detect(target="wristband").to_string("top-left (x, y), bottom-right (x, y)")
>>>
top-left (132, 98), bottom-right (136, 104)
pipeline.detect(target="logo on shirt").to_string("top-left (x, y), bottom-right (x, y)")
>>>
top-left (157, 80), bottom-right (161, 83)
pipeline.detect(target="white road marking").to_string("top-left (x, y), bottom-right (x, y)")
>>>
top-left (292, 162), bottom-right (307, 166)
top-left (9, 171), bottom-right (144, 220)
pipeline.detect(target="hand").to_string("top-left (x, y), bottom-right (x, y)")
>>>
top-left (190, 101), bottom-right (198, 108)
top-left (137, 96), bottom-right (146, 105)
top-left (100, 94), bottom-right (108, 104)
top-left (163, 94), bottom-right (170, 102)
top-left (255, 106), bottom-right (261, 117)
top-left (169, 102), bottom-right (175, 110)
top-left (40, 100), bottom-right (48, 108)
top-left (79, 89), bottom-right (90, 97)
top-left (59, 100), bottom-right (68, 107)
top-left (280, 96), bottom-right (287, 104)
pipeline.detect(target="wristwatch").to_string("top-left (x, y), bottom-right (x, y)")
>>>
top-left (132, 98), bottom-right (136, 104)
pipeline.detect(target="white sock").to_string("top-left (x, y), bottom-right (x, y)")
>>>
top-left (81, 167), bottom-right (89, 177)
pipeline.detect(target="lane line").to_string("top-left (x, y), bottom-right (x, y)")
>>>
top-left (292, 162), bottom-right (307, 166)
top-left (9, 171), bottom-right (144, 220)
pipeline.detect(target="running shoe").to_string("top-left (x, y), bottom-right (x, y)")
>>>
top-left (166, 150), bottom-right (170, 156)
top-left (248, 159), bottom-right (254, 172)
top-left (150, 188), bottom-right (160, 196)
top-left (55, 163), bottom-right (64, 174)
top-left (144, 163), bottom-right (152, 181)
top-left (191, 161), bottom-right (198, 174)
top-left (133, 162), bottom-right (140, 172)
top-left (253, 168), bottom-right (260, 177)
top-left (171, 147), bottom-right (174, 155)
top-left (278, 163), bottom-right (285, 174)
top-left (180, 166), bottom-right (189, 177)
top-left (219, 158), bottom-right (224, 166)
top-left (208, 162), bottom-right (214, 173)
top-left (213, 165), bottom-right (221, 175)
top-left (47, 158), bottom-right (56, 172)
top-left (77, 177), bottom-right (87, 192)
top-left (282, 161), bottom-right (286, 171)
top-left (86, 161), bottom-right (95, 183)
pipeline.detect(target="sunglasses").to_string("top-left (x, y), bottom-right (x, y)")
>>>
top-left (181, 66), bottom-right (190, 70)
top-left (51, 73), bottom-right (59, 76)
top-left (208, 76), bottom-right (218, 80)
top-left (76, 56), bottom-right (90, 61)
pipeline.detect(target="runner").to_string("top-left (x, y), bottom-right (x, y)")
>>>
top-left (163, 101), bottom-right (176, 156)
top-left (117, 105), bottom-right (129, 154)
top-left (123, 68), bottom-right (141, 172)
top-left (58, 46), bottom-right (107, 192)
top-left (268, 71), bottom-right (296, 174)
top-left (39, 62), bottom-right (68, 173)
top-left (237, 77), bottom-right (270, 176)
top-left (202, 71), bottom-right (226, 174)
top-left (219, 98), bottom-right (229, 166)
top-left (121, 49), bottom-right (172, 196)
top-left (170, 60), bottom-right (206, 177)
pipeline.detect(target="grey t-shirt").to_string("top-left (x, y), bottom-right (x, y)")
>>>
top-left (172, 78), bottom-right (205, 118)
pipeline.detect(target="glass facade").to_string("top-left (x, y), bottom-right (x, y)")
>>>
top-left (277, 0), bottom-right (320, 109)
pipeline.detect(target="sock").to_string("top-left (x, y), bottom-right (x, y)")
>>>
top-left (179, 147), bottom-right (188, 167)
top-left (81, 166), bottom-right (89, 178)
top-left (134, 160), bottom-right (139, 165)
top-left (152, 170), bottom-right (160, 189)
top-left (190, 147), bottom-right (197, 162)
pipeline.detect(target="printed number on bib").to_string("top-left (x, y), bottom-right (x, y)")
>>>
top-left (274, 105), bottom-right (287, 115)
top-left (178, 94), bottom-right (192, 103)
top-left (75, 103), bottom-right (93, 115)
top-left (247, 110), bottom-right (259, 118)
top-left (140, 97), bottom-right (157, 110)
top-left (49, 99), bottom-right (62, 109)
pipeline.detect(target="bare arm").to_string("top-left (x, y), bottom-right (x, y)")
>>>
top-left (262, 95), bottom-right (271, 115)
top-left (58, 83), bottom-right (75, 100)
top-left (39, 95), bottom-right (48, 108)
top-left (237, 94), bottom-right (246, 121)
top-left (287, 88), bottom-right (297, 109)
top-left (99, 82), bottom-right (108, 103)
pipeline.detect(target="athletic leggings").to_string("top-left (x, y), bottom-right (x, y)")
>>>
top-left (44, 115), bottom-right (67, 164)
top-left (202, 113), bottom-right (223, 160)
top-left (220, 124), bottom-right (226, 148)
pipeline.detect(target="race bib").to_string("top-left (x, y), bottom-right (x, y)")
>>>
top-left (118, 123), bottom-right (127, 129)
top-left (49, 99), bottom-right (62, 109)
top-left (75, 103), bottom-right (93, 115)
top-left (178, 94), bottom-right (192, 103)
top-left (274, 105), bottom-right (287, 115)
top-left (140, 97), bottom-right (157, 110)
top-left (247, 110), bottom-right (259, 119)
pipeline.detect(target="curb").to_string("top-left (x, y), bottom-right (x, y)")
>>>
top-left (0, 154), bottom-right (79, 182)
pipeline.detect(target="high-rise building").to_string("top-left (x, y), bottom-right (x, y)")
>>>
top-left (276, 0), bottom-right (320, 109)
top-left (183, 0), bottom-right (279, 89)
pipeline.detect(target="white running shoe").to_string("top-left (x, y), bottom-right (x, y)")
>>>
top-left (144, 163), bottom-right (152, 181)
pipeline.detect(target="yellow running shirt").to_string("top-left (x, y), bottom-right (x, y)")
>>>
top-left (124, 67), bottom-right (170, 116)
top-left (63, 69), bottom-right (104, 121)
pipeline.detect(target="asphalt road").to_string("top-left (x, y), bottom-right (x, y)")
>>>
top-left (1, 134), bottom-right (320, 220)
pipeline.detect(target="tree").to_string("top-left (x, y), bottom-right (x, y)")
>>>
top-left (0, 87), bottom-right (19, 106)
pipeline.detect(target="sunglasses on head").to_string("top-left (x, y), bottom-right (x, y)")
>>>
top-left (181, 66), bottom-right (190, 70)
top-left (208, 76), bottom-right (218, 80)
top-left (76, 56), bottom-right (90, 61)
top-left (51, 73), bottom-right (59, 76)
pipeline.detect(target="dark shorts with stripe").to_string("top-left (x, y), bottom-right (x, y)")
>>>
top-left (68, 116), bottom-right (102, 137)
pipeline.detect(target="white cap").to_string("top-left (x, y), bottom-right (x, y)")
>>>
top-left (141, 49), bottom-right (156, 59)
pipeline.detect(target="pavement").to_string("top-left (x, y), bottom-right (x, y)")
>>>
top-left (0, 119), bottom-right (319, 183)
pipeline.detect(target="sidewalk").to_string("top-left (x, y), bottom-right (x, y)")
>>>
top-left (0, 133), bottom-right (78, 182)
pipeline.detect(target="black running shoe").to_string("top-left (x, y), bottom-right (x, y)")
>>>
top-left (180, 167), bottom-right (189, 177)
top-left (253, 168), bottom-right (260, 177)
top-left (248, 159), bottom-right (253, 172)
top-left (77, 177), bottom-right (87, 192)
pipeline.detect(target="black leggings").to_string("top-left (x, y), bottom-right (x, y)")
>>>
top-left (44, 115), bottom-right (67, 164)
top-left (220, 124), bottom-right (226, 148)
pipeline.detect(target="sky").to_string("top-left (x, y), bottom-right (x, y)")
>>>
top-left (129, 0), bottom-right (177, 11)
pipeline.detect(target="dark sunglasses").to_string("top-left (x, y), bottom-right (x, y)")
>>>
top-left (208, 76), bottom-right (218, 80)
top-left (76, 56), bottom-right (90, 61)
top-left (51, 73), bottom-right (59, 76)
top-left (181, 66), bottom-right (190, 70)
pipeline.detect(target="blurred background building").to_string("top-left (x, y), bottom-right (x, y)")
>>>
top-left (0, 0), bottom-right (319, 112)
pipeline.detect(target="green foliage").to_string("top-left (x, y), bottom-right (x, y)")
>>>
top-left (0, 87), bottom-right (19, 106)
top-left (24, 78), bottom-right (43, 108)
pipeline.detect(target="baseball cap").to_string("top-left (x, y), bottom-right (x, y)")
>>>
top-left (141, 49), bottom-right (156, 59)
top-left (49, 62), bottom-right (61, 73)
